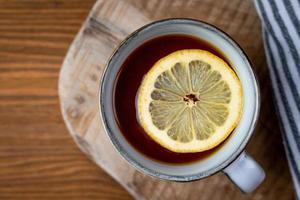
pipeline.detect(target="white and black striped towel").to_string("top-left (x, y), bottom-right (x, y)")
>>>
top-left (255, 0), bottom-right (300, 198)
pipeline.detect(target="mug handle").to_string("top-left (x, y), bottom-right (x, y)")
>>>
top-left (223, 152), bottom-right (265, 193)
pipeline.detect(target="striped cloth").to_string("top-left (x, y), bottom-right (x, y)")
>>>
top-left (254, 0), bottom-right (300, 198)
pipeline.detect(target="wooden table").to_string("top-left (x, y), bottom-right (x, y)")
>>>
top-left (0, 0), bottom-right (131, 199)
top-left (0, 0), bottom-right (294, 199)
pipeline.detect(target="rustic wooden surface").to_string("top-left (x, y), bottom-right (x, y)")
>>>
top-left (0, 0), bottom-right (131, 199)
top-left (58, 0), bottom-right (295, 200)
top-left (0, 0), bottom-right (294, 200)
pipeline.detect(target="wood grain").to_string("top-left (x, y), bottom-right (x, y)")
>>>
top-left (0, 0), bottom-right (131, 199)
top-left (59, 0), bottom-right (295, 200)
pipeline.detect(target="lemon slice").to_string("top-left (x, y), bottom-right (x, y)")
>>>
top-left (137, 49), bottom-right (243, 153)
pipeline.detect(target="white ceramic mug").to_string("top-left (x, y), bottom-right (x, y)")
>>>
top-left (100, 18), bottom-right (265, 193)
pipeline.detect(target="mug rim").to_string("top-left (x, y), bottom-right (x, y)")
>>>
top-left (99, 18), bottom-right (260, 181)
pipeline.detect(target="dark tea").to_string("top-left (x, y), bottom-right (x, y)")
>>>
top-left (113, 34), bottom-right (230, 164)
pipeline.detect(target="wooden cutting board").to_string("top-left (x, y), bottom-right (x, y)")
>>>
top-left (58, 0), bottom-right (294, 199)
